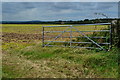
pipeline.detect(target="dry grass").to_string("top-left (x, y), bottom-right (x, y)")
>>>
top-left (2, 24), bottom-right (118, 78)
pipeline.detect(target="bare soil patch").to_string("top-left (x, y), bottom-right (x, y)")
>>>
top-left (2, 32), bottom-right (42, 43)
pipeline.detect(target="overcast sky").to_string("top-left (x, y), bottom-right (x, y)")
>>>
top-left (2, 2), bottom-right (118, 21)
top-left (2, 0), bottom-right (120, 2)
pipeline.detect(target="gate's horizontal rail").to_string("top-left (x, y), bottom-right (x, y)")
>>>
top-left (44, 45), bottom-right (102, 50)
top-left (44, 36), bottom-right (108, 39)
top-left (43, 30), bottom-right (110, 33)
top-left (42, 23), bottom-right (111, 27)
top-left (73, 23), bottom-right (111, 26)
top-left (43, 25), bottom-right (72, 27)
top-left (44, 36), bottom-right (107, 39)
top-left (44, 41), bottom-right (110, 45)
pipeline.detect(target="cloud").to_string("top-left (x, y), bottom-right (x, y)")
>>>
top-left (2, 0), bottom-right (120, 2)
top-left (51, 2), bottom-right (117, 11)
top-left (0, 2), bottom-right (2, 21)
top-left (2, 2), bottom-right (36, 14)
top-left (2, 2), bottom-right (118, 21)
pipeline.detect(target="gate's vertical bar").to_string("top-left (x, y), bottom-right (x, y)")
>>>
top-left (70, 25), bottom-right (72, 47)
top-left (42, 26), bottom-right (44, 47)
top-left (109, 23), bottom-right (112, 50)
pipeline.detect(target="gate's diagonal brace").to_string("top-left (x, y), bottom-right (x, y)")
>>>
top-left (72, 27), bottom-right (106, 51)
top-left (44, 26), bottom-right (71, 47)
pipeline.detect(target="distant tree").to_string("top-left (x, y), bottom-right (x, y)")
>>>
top-left (84, 19), bottom-right (89, 21)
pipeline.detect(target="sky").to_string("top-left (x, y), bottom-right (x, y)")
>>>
top-left (1, 0), bottom-right (120, 2)
top-left (2, 2), bottom-right (118, 21)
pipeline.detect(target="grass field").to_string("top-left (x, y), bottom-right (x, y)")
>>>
top-left (2, 24), bottom-right (108, 33)
top-left (2, 24), bottom-right (119, 78)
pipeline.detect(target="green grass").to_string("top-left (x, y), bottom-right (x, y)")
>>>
top-left (2, 24), bottom-right (119, 78)
top-left (2, 41), bottom-right (119, 78)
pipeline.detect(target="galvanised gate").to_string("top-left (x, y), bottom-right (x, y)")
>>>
top-left (42, 23), bottom-right (112, 51)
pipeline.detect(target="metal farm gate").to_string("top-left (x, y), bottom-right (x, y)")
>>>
top-left (42, 23), bottom-right (112, 51)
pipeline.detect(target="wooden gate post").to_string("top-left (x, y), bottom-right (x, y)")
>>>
top-left (111, 20), bottom-right (120, 48)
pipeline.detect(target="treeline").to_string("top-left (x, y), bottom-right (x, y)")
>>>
top-left (1, 18), bottom-right (118, 24)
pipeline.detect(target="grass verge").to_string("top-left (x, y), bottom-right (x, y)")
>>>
top-left (2, 42), bottom-right (119, 78)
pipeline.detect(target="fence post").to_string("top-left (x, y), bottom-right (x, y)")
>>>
top-left (118, 19), bottom-right (120, 48)
top-left (42, 26), bottom-right (44, 47)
